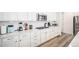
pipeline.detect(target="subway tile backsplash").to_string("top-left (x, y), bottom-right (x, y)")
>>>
top-left (0, 21), bottom-right (47, 29)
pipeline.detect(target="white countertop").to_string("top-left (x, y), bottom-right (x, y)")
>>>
top-left (69, 32), bottom-right (79, 47)
top-left (0, 26), bottom-right (59, 39)
top-left (0, 26), bottom-right (58, 35)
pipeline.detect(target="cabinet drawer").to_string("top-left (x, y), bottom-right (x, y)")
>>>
top-left (31, 30), bottom-right (40, 34)
top-left (2, 36), bottom-right (18, 42)
top-left (31, 32), bottom-right (40, 36)
top-left (31, 40), bottom-right (40, 47)
top-left (31, 35), bottom-right (40, 39)
top-left (31, 38), bottom-right (40, 42)
top-left (2, 37), bottom-right (19, 47)
top-left (31, 42), bottom-right (39, 47)
top-left (19, 33), bottom-right (30, 39)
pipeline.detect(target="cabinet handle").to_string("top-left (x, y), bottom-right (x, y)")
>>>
top-left (19, 40), bottom-right (21, 42)
top-left (16, 40), bottom-right (19, 42)
top-left (34, 43), bottom-right (37, 44)
top-left (34, 36), bottom-right (37, 37)
top-left (7, 39), bottom-right (10, 40)
top-left (16, 41), bottom-right (18, 42)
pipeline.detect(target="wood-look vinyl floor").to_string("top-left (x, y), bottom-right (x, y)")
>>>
top-left (39, 33), bottom-right (74, 47)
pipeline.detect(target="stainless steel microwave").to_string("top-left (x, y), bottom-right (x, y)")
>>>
top-left (37, 14), bottom-right (47, 21)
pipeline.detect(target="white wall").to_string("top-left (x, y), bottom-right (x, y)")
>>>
top-left (0, 21), bottom-right (46, 30)
top-left (63, 12), bottom-right (79, 35)
top-left (63, 12), bottom-right (74, 34)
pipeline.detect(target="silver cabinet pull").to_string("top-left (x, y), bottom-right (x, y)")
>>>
top-left (16, 40), bottom-right (19, 42)
top-left (7, 39), bottom-right (10, 40)
top-left (19, 40), bottom-right (21, 42)
top-left (34, 43), bottom-right (37, 44)
top-left (34, 36), bottom-right (37, 37)
top-left (34, 39), bottom-right (37, 40)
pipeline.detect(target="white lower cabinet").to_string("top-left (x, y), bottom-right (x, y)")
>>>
top-left (53, 27), bottom-right (60, 37)
top-left (46, 28), bottom-right (52, 40)
top-left (50, 27), bottom-right (55, 39)
top-left (2, 35), bottom-right (19, 47)
top-left (1, 32), bottom-right (19, 47)
top-left (2, 31), bottom-right (31, 47)
top-left (19, 31), bottom-right (31, 47)
top-left (1, 26), bottom-right (61, 47)
top-left (40, 29), bottom-right (47, 43)
top-left (47, 27), bottom-right (61, 41)
top-left (30, 30), bottom-right (41, 47)
top-left (25, 33), bottom-right (31, 47)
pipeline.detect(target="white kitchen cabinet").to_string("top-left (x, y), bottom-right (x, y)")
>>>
top-left (30, 30), bottom-right (41, 47)
top-left (2, 32), bottom-right (19, 47)
top-left (50, 27), bottom-right (56, 39)
top-left (19, 31), bottom-right (31, 47)
top-left (53, 27), bottom-right (61, 37)
top-left (46, 28), bottom-right (52, 40)
top-left (3, 12), bottom-right (18, 21)
top-left (2, 35), bottom-right (19, 47)
top-left (27, 12), bottom-right (37, 21)
top-left (40, 29), bottom-right (47, 43)
top-left (17, 12), bottom-right (28, 21)
top-left (0, 12), bottom-right (4, 21)
top-left (2, 31), bottom-right (31, 47)
top-left (47, 12), bottom-right (57, 21)
top-left (25, 32), bottom-right (31, 47)
top-left (47, 27), bottom-right (61, 41)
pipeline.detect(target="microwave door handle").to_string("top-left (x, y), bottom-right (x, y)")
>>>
top-left (75, 16), bottom-right (78, 23)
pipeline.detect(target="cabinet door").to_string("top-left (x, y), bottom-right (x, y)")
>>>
top-left (26, 33), bottom-right (31, 47)
top-left (19, 32), bottom-right (31, 47)
top-left (53, 27), bottom-right (60, 37)
top-left (2, 36), bottom-right (19, 47)
top-left (17, 12), bottom-right (28, 21)
top-left (40, 30), bottom-right (47, 43)
top-left (2, 32), bottom-right (19, 47)
top-left (31, 30), bottom-right (41, 47)
top-left (3, 12), bottom-right (17, 21)
top-left (47, 12), bottom-right (57, 21)
top-left (50, 27), bottom-right (56, 39)
top-left (47, 28), bottom-right (52, 40)
top-left (31, 40), bottom-right (40, 47)
top-left (31, 35), bottom-right (40, 47)
top-left (28, 12), bottom-right (37, 21)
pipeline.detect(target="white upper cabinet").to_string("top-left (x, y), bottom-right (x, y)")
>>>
top-left (27, 12), bottom-right (37, 21)
top-left (3, 12), bottom-right (17, 21)
top-left (0, 12), bottom-right (4, 21)
top-left (0, 12), bottom-right (63, 22)
top-left (47, 12), bottom-right (57, 21)
top-left (0, 12), bottom-right (37, 21)
top-left (17, 12), bottom-right (28, 21)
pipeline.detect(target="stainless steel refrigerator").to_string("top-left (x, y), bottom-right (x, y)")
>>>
top-left (73, 16), bottom-right (79, 35)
